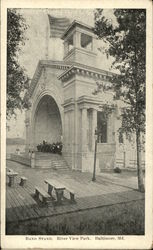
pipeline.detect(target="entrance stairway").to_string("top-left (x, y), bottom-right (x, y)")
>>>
top-left (35, 152), bottom-right (69, 170)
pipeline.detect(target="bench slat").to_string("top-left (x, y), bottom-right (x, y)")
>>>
top-left (45, 179), bottom-right (65, 190)
top-left (7, 172), bottom-right (18, 177)
top-left (65, 186), bottom-right (75, 194)
top-left (35, 186), bottom-right (50, 198)
top-left (21, 176), bottom-right (27, 180)
top-left (64, 186), bottom-right (75, 202)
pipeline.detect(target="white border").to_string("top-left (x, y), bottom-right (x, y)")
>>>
top-left (1, 0), bottom-right (152, 249)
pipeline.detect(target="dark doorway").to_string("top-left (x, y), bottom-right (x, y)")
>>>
top-left (97, 111), bottom-right (107, 143)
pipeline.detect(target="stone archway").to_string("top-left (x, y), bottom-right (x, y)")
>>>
top-left (33, 95), bottom-right (62, 148)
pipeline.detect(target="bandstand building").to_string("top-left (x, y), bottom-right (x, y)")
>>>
top-left (22, 20), bottom-right (144, 172)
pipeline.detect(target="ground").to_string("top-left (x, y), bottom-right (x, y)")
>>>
top-left (6, 160), bottom-right (139, 193)
top-left (6, 160), bottom-right (145, 235)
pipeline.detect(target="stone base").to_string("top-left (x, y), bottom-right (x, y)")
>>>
top-left (81, 152), bottom-right (100, 173)
top-left (63, 151), bottom-right (100, 173)
top-left (62, 151), bottom-right (75, 170)
top-left (10, 152), bottom-right (69, 170)
top-left (11, 151), bottom-right (100, 173)
top-left (10, 154), bottom-right (31, 167)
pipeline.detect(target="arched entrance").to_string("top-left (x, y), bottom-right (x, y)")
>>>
top-left (33, 95), bottom-right (62, 147)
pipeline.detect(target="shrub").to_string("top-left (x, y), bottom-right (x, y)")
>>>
top-left (114, 167), bottom-right (122, 173)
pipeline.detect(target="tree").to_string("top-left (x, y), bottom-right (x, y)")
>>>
top-left (7, 9), bottom-right (31, 119)
top-left (94, 9), bottom-right (145, 192)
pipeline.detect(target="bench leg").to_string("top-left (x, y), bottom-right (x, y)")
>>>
top-left (48, 184), bottom-right (53, 196)
top-left (42, 196), bottom-right (47, 204)
top-left (8, 176), bottom-right (15, 187)
top-left (35, 189), bottom-right (39, 199)
top-left (55, 190), bottom-right (64, 204)
top-left (70, 192), bottom-right (75, 203)
top-left (20, 179), bottom-right (27, 187)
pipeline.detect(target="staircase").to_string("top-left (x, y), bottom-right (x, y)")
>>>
top-left (35, 152), bottom-right (69, 170)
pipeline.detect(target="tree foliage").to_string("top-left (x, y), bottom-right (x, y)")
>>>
top-left (94, 9), bottom-right (146, 135)
top-left (7, 9), bottom-right (31, 119)
top-left (94, 9), bottom-right (146, 192)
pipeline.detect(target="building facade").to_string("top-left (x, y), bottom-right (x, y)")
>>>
top-left (25, 21), bottom-right (144, 172)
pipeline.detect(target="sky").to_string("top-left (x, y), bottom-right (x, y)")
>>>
top-left (18, 8), bottom-right (116, 77)
top-left (7, 8), bottom-right (116, 138)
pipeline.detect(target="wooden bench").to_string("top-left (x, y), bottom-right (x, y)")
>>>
top-left (44, 179), bottom-right (65, 204)
top-left (20, 176), bottom-right (27, 187)
top-left (7, 171), bottom-right (18, 187)
top-left (35, 186), bottom-right (51, 204)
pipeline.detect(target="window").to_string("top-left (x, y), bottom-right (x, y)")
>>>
top-left (119, 131), bottom-right (123, 143)
top-left (81, 33), bottom-right (92, 51)
top-left (97, 111), bottom-right (107, 143)
top-left (67, 35), bottom-right (74, 52)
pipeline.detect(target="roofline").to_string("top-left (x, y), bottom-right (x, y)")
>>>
top-left (28, 60), bottom-right (71, 98)
top-left (61, 20), bottom-right (94, 40)
top-left (26, 59), bottom-right (117, 98)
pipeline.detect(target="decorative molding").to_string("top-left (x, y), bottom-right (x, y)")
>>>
top-left (77, 95), bottom-right (105, 107)
top-left (77, 95), bottom-right (116, 111)
top-left (40, 67), bottom-right (46, 90)
top-left (63, 46), bottom-right (97, 62)
top-left (58, 63), bottom-right (114, 83)
top-left (60, 95), bottom-right (116, 111)
top-left (28, 60), bottom-right (71, 98)
top-left (27, 59), bottom-right (115, 99)
top-left (62, 98), bottom-right (75, 112)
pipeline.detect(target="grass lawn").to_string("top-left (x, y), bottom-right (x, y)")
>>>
top-left (6, 199), bottom-right (144, 235)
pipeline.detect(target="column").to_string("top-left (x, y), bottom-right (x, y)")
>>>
top-left (64, 41), bottom-right (69, 57)
top-left (81, 108), bottom-right (88, 152)
top-left (25, 118), bottom-right (30, 153)
top-left (74, 31), bottom-right (81, 48)
top-left (114, 108), bottom-right (121, 168)
top-left (92, 36), bottom-right (96, 53)
top-left (91, 109), bottom-right (97, 151)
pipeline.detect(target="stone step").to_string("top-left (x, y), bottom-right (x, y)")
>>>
top-left (51, 161), bottom-right (67, 165)
top-left (35, 152), bottom-right (63, 159)
top-left (52, 166), bottom-right (69, 170)
top-left (52, 164), bottom-right (67, 167)
top-left (51, 162), bottom-right (68, 168)
top-left (36, 156), bottom-right (66, 160)
top-left (35, 152), bottom-right (69, 170)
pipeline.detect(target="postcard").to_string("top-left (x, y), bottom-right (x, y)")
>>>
top-left (1, 0), bottom-right (152, 249)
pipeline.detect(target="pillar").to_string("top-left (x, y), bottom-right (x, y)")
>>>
top-left (64, 41), bottom-right (69, 57)
top-left (74, 31), bottom-right (81, 48)
top-left (92, 36), bottom-right (97, 53)
top-left (81, 108), bottom-right (88, 152)
top-left (25, 117), bottom-right (30, 153)
top-left (91, 109), bottom-right (97, 151)
top-left (31, 151), bottom-right (35, 168)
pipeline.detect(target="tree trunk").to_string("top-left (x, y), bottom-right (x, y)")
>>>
top-left (136, 129), bottom-right (145, 192)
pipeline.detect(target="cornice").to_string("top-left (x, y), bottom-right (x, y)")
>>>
top-left (62, 98), bottom-right (75, 112)
top-left (63, 47), bottom-right (97, 62)
top-left (62, 95), bottom-right (116, 111)
top-left (77, 95), bottom-right (116, 110)
top-left (27, 59), bottom-right (116, 99)
top-left (61, 20), bottom-right (94, 40)
top-left (58, 63), bottom-right (115, 83)
top-left (77, 95), bottom-right (105, 107)
top-left (63, 98), bottom-right (75, 106)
